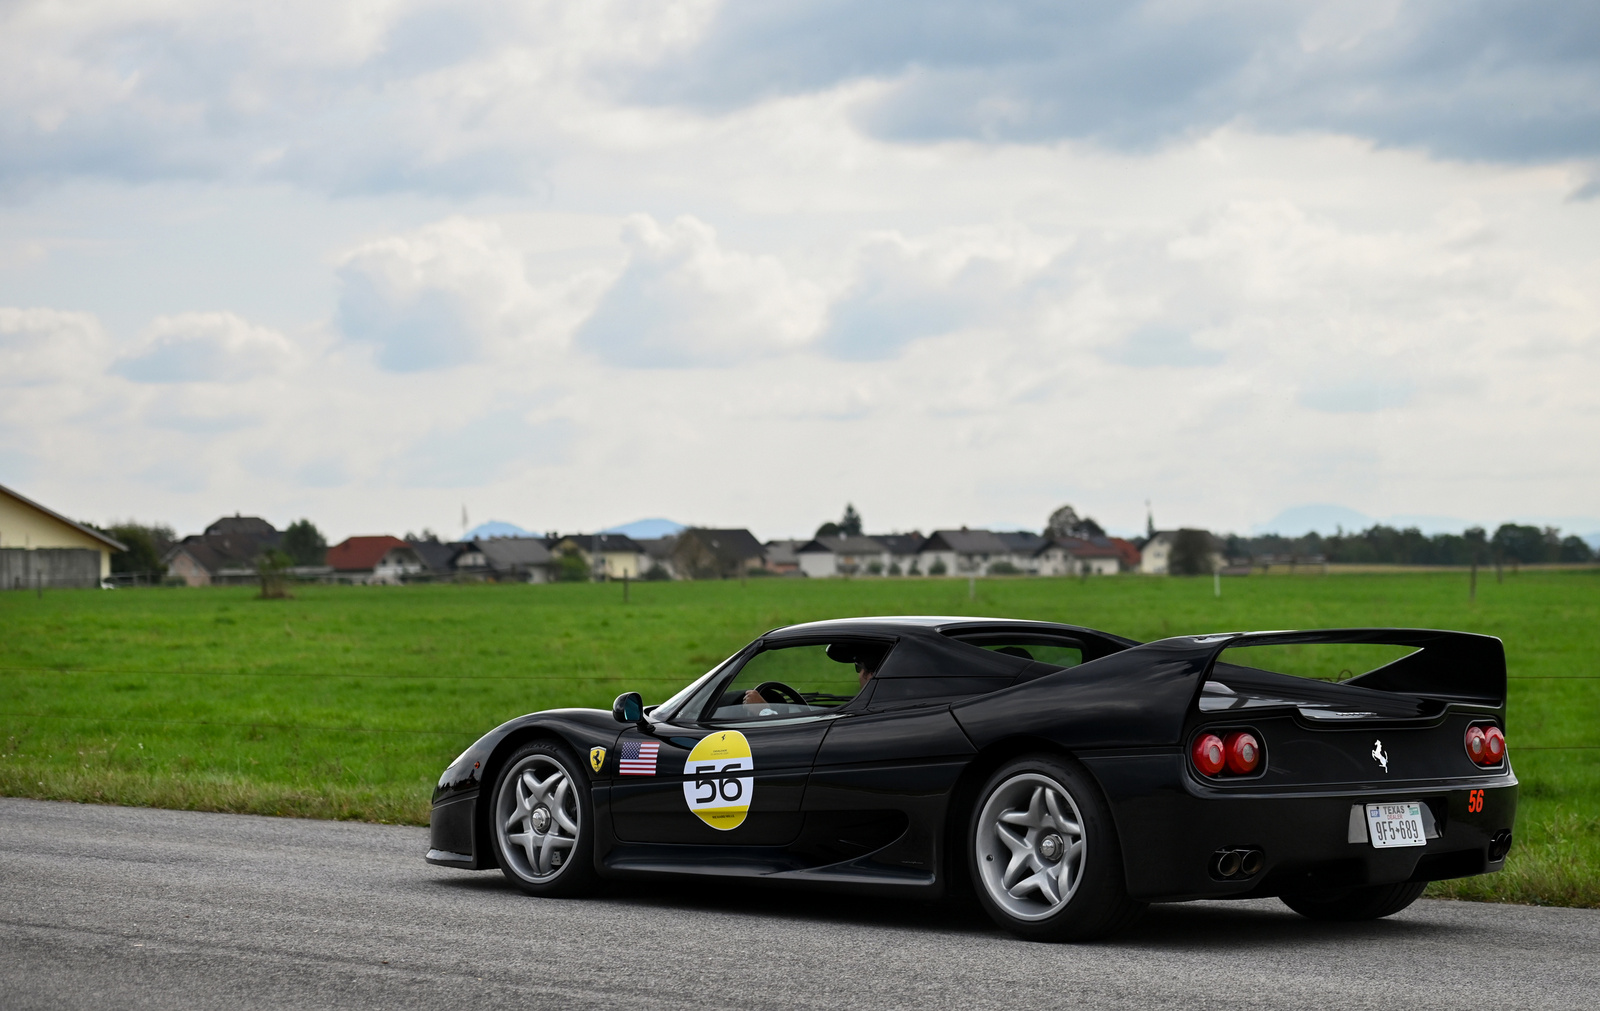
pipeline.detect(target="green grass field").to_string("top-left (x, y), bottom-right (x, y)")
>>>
top-left (2, 570), bottom-right (1596, 906)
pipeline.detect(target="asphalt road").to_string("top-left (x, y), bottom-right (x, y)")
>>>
top-left (2, 798), bottom-right (1596, 1010)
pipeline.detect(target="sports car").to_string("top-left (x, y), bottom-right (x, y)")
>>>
top-left (426, 616), bottom-right (1517, 940)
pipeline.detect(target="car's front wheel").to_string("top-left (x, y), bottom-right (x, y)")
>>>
top-left (490, 740), bottom-right (597, 896)
top-left (1280, 881), bottom-right (1427, 921)
top-left (969, 755), bottom-right (1145, 941)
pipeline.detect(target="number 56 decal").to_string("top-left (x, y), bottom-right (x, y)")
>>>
top-left (683, 731), bottom-right (754, 830)
top-left (1467, 789), bottom-right (1485, 813)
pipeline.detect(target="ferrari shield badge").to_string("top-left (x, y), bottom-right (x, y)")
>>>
top-left (589, 747), bottom-right (606, 773)
top-left (683, 731), bottom-right (754, 831)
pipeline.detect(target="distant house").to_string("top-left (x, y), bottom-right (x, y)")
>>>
top-left (873, 533), bottom-right (926, 575)
top-left (672, 528), bottom-right (765, 579)
top-left (1108, 537), bottom-right (1142, 572)
top-left (795, 535), bottom-right (890, 577)
top-left (918, 529), bottom-right (1014, 576)
top-left (165, 514), bottom-right (283, 587)
top-left (994, 531), bottom-right (1051, 573)
top-left (327, 536), bottom-right (425, 585)
top-left (1139, 530), bottom-right (1223, 575)
top-left (1037, 536), bottom-right (1123, 576)
top-left (761, 539), bottom-right (806, 575)
top-left (0, 481), bottom-right (126, 589)
top-left (552, 533), bottom-right (647, 580)
top-left (470, 537), bottom-right (555, 583)
top-left (408, 538), bottom-right (466, 579)
top-left (635, 536), bottom-right (679, 580)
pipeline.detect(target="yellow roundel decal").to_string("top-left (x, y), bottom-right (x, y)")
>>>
top-left (682, 731), bottom-right (754, 831)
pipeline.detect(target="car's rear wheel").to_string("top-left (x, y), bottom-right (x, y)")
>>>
top-left (969, 755), bottom-right (1145, 941)
top-left (490, 741), bottom-right (597, 896)
top-left (1280, 880), bottom-right (1427, 921)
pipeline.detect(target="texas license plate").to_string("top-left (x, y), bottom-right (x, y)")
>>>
top-left (1366, 802), bottom-right (1426, 848)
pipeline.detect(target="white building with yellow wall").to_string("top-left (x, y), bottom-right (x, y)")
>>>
top-left (0, 481), bottom-right (125, 589)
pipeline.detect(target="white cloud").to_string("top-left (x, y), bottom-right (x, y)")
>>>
top-left (112, 312), bottom-right (296, 383)
top-left (335, 216), bottom-right (583, 371)
top-left (576, 214), bottom-right (825, 367)
top-left (0, 306), bottom-right (108, 386)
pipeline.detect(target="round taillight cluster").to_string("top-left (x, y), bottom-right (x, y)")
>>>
top-left (1466, 725), bottom-right (1506, 766)
top-left (1192, 731), bottom-right (1261, 778)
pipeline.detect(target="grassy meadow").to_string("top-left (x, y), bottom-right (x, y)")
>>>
top-left (2, 569), bottom-right (1596, 906)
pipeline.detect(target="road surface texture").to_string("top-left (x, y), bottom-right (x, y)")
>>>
top-left (2, 797), bottom-right (1596, 1010)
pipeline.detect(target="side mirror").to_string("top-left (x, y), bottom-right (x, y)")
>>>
top-left (612, 692), bottom-right (645, 726)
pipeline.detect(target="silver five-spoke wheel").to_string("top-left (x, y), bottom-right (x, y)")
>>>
top-left (974, 772), bottom-right (1087, 921)
top-left (495, 752), bottom-right (581, 884)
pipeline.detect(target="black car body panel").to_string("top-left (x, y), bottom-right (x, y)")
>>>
top-left (428, 617), bottom-right (1517, 900)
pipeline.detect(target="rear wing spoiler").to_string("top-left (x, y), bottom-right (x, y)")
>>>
top-left (1205, 628), bottom-right (1506, 706)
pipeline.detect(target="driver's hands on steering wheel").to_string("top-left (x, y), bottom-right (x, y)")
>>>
top-left (742, 689), bottom-right (766, 704)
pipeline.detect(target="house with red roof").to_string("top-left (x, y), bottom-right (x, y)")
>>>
top-left (326, 535), bottom-right (424, 585)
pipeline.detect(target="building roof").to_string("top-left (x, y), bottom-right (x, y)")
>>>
top-left (1108, 537), bottom-right (1142, 569)
top-left (0, 481), bottom-right (126, 552)
top-left (922, 529), bottom-right (1012, 555)
top-left (204, 515), bottom-right (280, 542)
top-left (872, 533), bottom-right (925, 555)
top-left (636, 536), bottom-right (678, 560)
top-left (327, 535), bottom-right (413, 571)
top-left (476, 537), bottom-right (554, 569)
top-left (408, 539), bottom-right (464, 573)
top-left (994, 531), bottom-right (1050, 555)
top-left (684, 528), bottom-right (765, 561)
top-left (797, 535), bottom-right (887, 555)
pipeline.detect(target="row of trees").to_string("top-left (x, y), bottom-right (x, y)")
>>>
top-left (1225, 523), bottom-right (1595, 566)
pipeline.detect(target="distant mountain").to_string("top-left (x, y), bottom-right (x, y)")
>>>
top-left (603, 517), bottom-right (686, 540)
top-left (465, 520), bottom-right (534, 540)
top-left (1251, 505), bottom-right (1373, 537)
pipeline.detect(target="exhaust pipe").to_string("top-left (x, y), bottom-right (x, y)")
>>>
top-left (1210, 847), bottom-right (1265, 880)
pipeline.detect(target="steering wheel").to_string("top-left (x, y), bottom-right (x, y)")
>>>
top-left (753, 681), bottom-right (807, 707)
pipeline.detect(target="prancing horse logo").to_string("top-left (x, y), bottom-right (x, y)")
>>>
top-left (1371, 740), bottom-right (1389, 773)
top-left (589, 747), bottom-right (607, 773)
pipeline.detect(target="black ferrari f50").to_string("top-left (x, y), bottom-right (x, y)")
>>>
top-left (427, 617), bottom-right (1516, 940)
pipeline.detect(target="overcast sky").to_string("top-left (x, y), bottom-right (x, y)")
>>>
top-left (2, 1), bottom-right (1597, 542)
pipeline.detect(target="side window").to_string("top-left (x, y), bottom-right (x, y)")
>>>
top-left (704, 642), bottom-right (885, 721)
top-left (979, 642), bottom-right (1083, 668)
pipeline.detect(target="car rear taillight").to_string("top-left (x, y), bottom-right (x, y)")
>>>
top-left (1192, 734), bottom-right (1225, 776)
top-left (1484, 726), bottom-right (1506, 763)
top-left (1224, 731), bottom-right (1260, 774)
top-left (1466, 725), bottom-right (1505, 766)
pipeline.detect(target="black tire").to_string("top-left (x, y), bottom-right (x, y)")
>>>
top-left (489, 740), bottom-right (598, 897)
top-left (1280, 880), bottom-right (1427, 921)
top-left (968, 754), bottom-right (1145, 941)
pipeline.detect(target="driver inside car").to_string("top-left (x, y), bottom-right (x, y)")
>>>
top-left (735, 643), bottom-right (883, 712)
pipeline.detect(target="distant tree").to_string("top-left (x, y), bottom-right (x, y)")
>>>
top-left (104, 522), bottom-right (174, 580)
top-left (642, 562), bottom-right (672, 581)
top-left (840, 504), bottom-right (862, 537)
top-left (255, 548), bottom-right (294, 599)
top-left (1492, 524), bottom-right (1547, 565)
top-left (1046, 504), bottom-right (1104, 540)
top-left (283, 519), bottom-right (328, 566)
top-left (815, 521), bottom-right (842, 538)
top-left (888, 561), bottom-right (902, 576)
top-left (1559, 536), bottom-right (1595, 563)
top-left (1168, 529), bottom-right (1217, 575)
top-left (556, 548), bottom-right (589, 582)
top-left (928, 557), bottom-right (947, 576)
top-left (988, 560), bottom-right (1021, 575)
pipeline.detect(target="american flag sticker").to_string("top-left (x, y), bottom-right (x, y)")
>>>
top-left (618, 739), bottom-right (660, 776)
